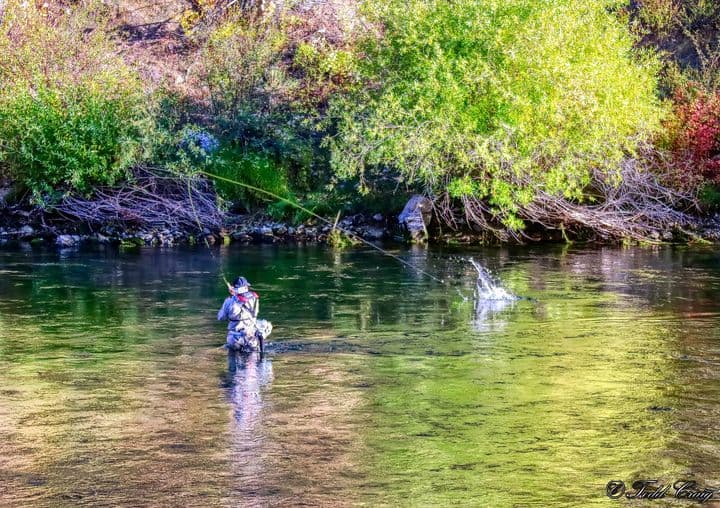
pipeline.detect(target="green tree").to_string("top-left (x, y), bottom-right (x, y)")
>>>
top-left (0, 1), bottom-right (155, 198)
top-left (328, 0), bottom-right (665, 229)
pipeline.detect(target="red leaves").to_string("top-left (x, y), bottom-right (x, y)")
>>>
top-left (669, 84), bottom-right (720, 185)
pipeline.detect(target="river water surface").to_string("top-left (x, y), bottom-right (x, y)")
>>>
top-left (1, 244), bottom-right (719, 507)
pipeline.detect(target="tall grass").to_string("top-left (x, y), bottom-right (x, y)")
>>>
top-left (206, 145), bottom-right (295, 214)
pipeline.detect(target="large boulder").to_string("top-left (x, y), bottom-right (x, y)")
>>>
top-left (398, 195), bottom-right (433, 242)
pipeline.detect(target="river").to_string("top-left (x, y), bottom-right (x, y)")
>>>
top-left (0, 244), bottom-right (719, 506)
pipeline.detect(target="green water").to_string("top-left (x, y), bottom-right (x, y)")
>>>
top-left (1, 244), bottom-right (719, 507)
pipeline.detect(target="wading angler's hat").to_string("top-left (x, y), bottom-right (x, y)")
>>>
top-left (233, 276), bottom-right (251, 288)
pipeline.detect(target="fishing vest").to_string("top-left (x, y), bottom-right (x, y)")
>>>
top-left (229, 291), bottom-right (259, 322)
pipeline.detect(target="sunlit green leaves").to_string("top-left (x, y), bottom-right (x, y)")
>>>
top-left (329, 0), bottom-right (666, 229)
top-left (0, 1), bottom-right (155, 197)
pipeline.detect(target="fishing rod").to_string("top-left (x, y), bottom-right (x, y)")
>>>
top-left (194, 168), bottom-right (447, 286)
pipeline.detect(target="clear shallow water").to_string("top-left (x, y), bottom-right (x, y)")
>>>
top-left (0, 244), bottom-right (719, 506)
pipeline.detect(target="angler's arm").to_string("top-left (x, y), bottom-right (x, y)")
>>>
top-left (217, 298), bottom-right (230, 320)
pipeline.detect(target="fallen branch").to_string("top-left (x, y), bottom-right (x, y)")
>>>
top-left (55, 167), bottom-right (225, 232)
top-left (436, 159), bottom-right (700, 243)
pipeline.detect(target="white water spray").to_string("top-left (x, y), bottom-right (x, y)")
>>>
top-left (469, 259), bottom-right (517, 301)
top-left (467, 259), bottom-right (517, 332)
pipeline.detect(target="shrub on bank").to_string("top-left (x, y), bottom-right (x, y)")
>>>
top-left (328, 0), bottom-right (665, 229)
top-left (671, 87), bottom-right (720, 182)
top-left (658, 85), bottom-right (720, 202)
top-left (627, 0), bottom-right (720, 211)
top-left (628, 0), bottom-right (720, 95)
top-left (0, 79), bottom-right (153, 198)
top-left (195, 8), bottom-right (361, 205)
top-left (201, 16), bottom-right (315, 172)
top-left (0, 1), bottom-right (156, 200)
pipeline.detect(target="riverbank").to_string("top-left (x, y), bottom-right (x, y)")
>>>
top-left (0, 208), bottom-right (397, 248)
top-left (2, 203), bottom-right (719, 249)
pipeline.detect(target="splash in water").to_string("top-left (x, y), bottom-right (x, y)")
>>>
top-left (470, 259), bottom-right (517, 301)
top-left (467, 259), bottom-right (517, 332)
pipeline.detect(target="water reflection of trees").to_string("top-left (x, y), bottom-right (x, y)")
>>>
top-left (550, 247), bottom-right (720, 310)
top-left (0, 247), bottom-right (223, 336)
top-left (1, 244), bottom-right (720, 505)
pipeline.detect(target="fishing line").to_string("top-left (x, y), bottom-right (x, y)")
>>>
top-left (195, 169), bottom-right (447, 285)
top-left (187, 176), bottom-right (232, 290)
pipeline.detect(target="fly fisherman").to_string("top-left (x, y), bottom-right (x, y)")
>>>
top-left (218, 276), bottom-right (260, 351)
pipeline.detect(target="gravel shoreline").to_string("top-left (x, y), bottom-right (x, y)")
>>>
top-left (2, 209), bottom-right (719, 248)
top-left (0, 212), bottom-right (396, 248)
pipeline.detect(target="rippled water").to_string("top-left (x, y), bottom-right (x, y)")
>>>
top-left (1, 244), bottom-right (719, 506)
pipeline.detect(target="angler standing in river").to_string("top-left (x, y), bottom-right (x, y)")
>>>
top-left (218, 276), bottom-right (272, 352)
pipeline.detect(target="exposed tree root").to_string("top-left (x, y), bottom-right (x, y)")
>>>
top-left (52, 161), bottom-right (703, 244)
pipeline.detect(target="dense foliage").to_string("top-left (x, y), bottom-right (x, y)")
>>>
top-left (667, 86), bottom-right (720, 184)
top-left (328, 0), bottom-right (665, 228)
top-left (0, 1), bottom-right (155, 199)
top-left (1, 0), bottom-right (720, 238)
top-left (629, 0), bottom-right (720, 207)
top-left (173, 6), bottom-right (363, 214)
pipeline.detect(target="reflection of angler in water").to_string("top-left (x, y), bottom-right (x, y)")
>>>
top-left (224, 351), bottom-right (274, 430)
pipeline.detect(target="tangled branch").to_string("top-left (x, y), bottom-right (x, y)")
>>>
top-left (56, 167), bottom-right (225, 232)
top-left (438, 160), bottom-right (701, 243)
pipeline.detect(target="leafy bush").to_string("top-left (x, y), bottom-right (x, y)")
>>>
top-left (292, 41), bottom-right (358, 105)
top-left (202, 17), bottom-right (299, 142)
top-left (0, 81), bottom-right (153, 197)
top-left (635, 0), bottom-right (680, 35)
top-left (199, 16), bottom-right (318, 187)
top-left (205, 145), bottom-right (295, 214)
top-left (628, 0), bottom-right (720, 198)
top-left (0, 1), bottom-right (155, 198)
top-left (328, 0), bottom-right (665, 229)
top-left (629, 0), bottom-right (720, 94)
top-left (664, 85), bottom-right (720, 187)
top-left (197, 7), bottom-right (363, 197)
